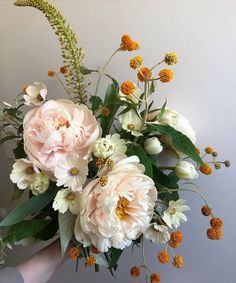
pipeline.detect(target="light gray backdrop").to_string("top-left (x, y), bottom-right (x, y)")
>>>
top-left (0, 0), bottom-right (235, 282)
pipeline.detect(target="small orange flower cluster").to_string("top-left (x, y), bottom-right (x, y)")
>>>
top-left (200, 163), bottom-right (212, 175)
top-left (159, 69), bottom-right (174, 83)
top-left (130, 56), bottom-right (144, 69)
top-left (68, 246), bottom-right (80, 261)
top-left (169, 231), bottom-right (183, 249)
top-left (207, 217), bottom-right (223, 240)
top-left (130, 266), bottom-right (161, 283)
top-left (120, 80), bottom-right (136, 95)
top-left (137, 67), bottom-right (152, 82)
top-left (86, 255), bottom-right (96, 267)
top-left (47, 66), bottom-right (68, 77)
top-left (157, 249), bottom-right (184, 269)
top-left (120, 34), bottom-right (139, 51)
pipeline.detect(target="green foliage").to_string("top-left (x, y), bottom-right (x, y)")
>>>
top-left (4, 219), bottom-right (51, 243)
top-left (35, 219), bottom-right (58, 241)
top-left (126, 144), bottom-right (153, 178)
top-left (158, 99), bottom-right (167, 121)
top-left (0, 189), bottom-right (57, 227)
top-left (14, 0), bottom-right (86, 104)
top-left (58, 211), bottom-right (76, 257)
top-left (149, 124), bottom-right (204, 166)
top-left (89, 96), bottom-right (103, 113)
top-left (13, 142), bottom-right (27, 159)
top-left (100, 80), bottom-right (120, 136)
top-left (109, 247), bottom-right (123, 270)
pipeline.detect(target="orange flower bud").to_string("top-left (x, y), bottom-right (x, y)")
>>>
top-left (130, 266), bottom-right (141, 278)
top-left (200, 163), bottom-right (212, 175)
top-left (201, 205), bottom-right (212, 217)
top-left (207, 228), bottom-right (223, 240)
top-left (157, 250), bottom-right (170, 264)
top-left (210, 217), bottom-right (223, 229)
top-left (137, 67), bottom-right (152, 82)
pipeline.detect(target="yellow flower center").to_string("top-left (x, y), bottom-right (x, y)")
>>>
top-left (66, 192), bottom-right (76, 201)
top-left (116, 197), bottom-right (130, 220)
top-left (99, 176), bottom-right (108, 186)
top-left (170, 208), bottom-right (176, 215)
top-left (25, 166), bottom-right (34, 175)
top-left (69, 167), bottom-right (79, 176)
top-left (127, 123), bottom-right (135, 130)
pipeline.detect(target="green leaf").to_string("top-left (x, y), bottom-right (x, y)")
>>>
top-left (100, 82), bottom-right (120, 136)
top-left (58, 211), bottom-right (76, 257)
top-left (126, 144), bottom-right (153, 178)
top-left (0, 189), bottom-right (57, 227)
top-left (149, 124), bottom-right (204, 166)
top-left (150, 81), bottom-right (155, 95)
top-left (4, 219), bottom-right (51, 243)
top-left (109, 248), bottom-right (123, 269)
top-left (89, 96), bottom-right (103, 113)
top-left (13, 142), bottom-right (26, 159)
top-left (158, 99), bottom-right (167, 121)
top-left (35, 220), bottom-right (58, 241)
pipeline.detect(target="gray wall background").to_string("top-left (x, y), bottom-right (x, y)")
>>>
top-left (0, 0), bottom-right (236, 282)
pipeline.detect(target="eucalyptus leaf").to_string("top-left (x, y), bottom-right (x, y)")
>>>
top-left (58, 211), bottom-right (76, 257)
top-left (0, 189), bottom-right (57, 227)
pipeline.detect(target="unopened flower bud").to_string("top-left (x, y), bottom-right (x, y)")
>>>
top-left (212, 151), bottom-right (218, 157)
top-left (175, 160), bottom-right (198, 180)
top-left (224, 160), bottom-right (231, 167)
top-left (144, 137), bottom-right (163, 155)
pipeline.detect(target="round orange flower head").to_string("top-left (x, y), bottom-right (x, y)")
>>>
top-left (150, 272), bottom-right (161, 283)
top-left (120, 81), bottom-right (136, 95)
top-left (164, 52), bottom-right (178, 65)
top-left (102, 106), bottom-right (110, 117)
top-left (68, 246), bottom-right (80, 261)
top-left (86, 255), bottom-right (96, 267)
top-left (205, 146), bottom-right (214, 154)
top-left (210, 217), bottom-right (223, 229)
top-left (60, 66), bottom-right (68, 74)
top-left (47, 69), bottom-right (55, 77)
top-left (201, 205), bottom-right (212, 217)
top-left (195, 147), bottom-right (200, 154)
top-left (207, 228), bottom-right (223, 240)
top-left (130, 266), bottom-right (141, 278)
top-left (159, 69), bottom-right (174, 83)
top-left (169, 231), bottom-right (183, 249)
top-left (96, 158), bottom-right (106, 167)
top-left (200, 163), bottom-right (212, 175)
top-left (137, 67), bottom-right (152, 82)
top-left (130, 56), bottom-right (144, 69)
top-left (120, 34), bottom-right (139, 51)
top-left (173, 255), bottom-right (184, 269)
top-left (157, 250), bottom-right (170, 264)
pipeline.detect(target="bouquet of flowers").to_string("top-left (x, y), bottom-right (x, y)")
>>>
top-left (0, 1), bottom-right (231, 282)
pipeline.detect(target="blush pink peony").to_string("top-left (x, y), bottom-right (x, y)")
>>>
top-left (74, 155), bottom-right (157, 252)
top-left (23, 99), bottom-right (100, 177)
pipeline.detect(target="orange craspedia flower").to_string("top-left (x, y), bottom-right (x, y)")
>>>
top-left (169, 231), bottom-right (183, 249)
top-left (150, 272), bottom-right (161, 283)
top-left (200, 163), bottom-right (212, 175)
top-left (201, 205), bottom-right (212, 217)
top-left (195, 147), bottom-right (200, 154)
top-left (130, 266), bottom-right (141, 278)
top-left (60, 66), bottom-right (68, 74)
top-left (120, 34), bottom-right (139, 51)
top-left (130, 55), bottom-right (144, 69)
top-left (205, 146), bottom-right (214, 154)
top-left (120, 80), bottom-right (136, 95)
top-left (96, 158), bottom-right (106, 167)
top-left (157, 250), bottom-right (170, 264)
top-left (102, 106), bottom-right (110, 117)
top-left (86, 255), bottom-right (96, 267)
top-left (173, 255), bottom-right (184, 269)
top-left (137, 67), bottom-right (152, 82)
top-left (159, 69), bottom-right (174, 83)
top-left (68, 247), bottom-right (80, 260)
top-left (207, 228), bottom-right (223, 240)
top-left (47, 69), bottom-right (55, 77)
top-left (210, 217), bottom-right (223, 229)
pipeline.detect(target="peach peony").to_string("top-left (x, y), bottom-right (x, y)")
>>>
top-left (23, 99), bottom-right (100, 177)
top-left (74, 155), bottom-right (157, 252)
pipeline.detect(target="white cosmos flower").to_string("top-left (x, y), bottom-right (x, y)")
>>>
top-left (54, 153), bottom-right (88, 192)
top-left (144, 223), bottom-right (170, 244)
top-left (10, 159), bottom-right (39, 190)
top-left (118, 86), bottom-right (142, 104)
top-left (52, 188), bottom-right (82, 215)
top-left (119, 110), bottom-right (143, 137)
top-left (92, 134), bottom-right (127, 159)
top-left (163, 199), bottom-right (190, 229)
top-left (23, 82), bottom-right (47, 106)
top-left (29, 172), bottom-right (49, 195)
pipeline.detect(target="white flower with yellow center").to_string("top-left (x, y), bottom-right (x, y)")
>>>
top-left (54, 153), bottom-right (88, 192)
top-left (92, 134), bottom-right (127, 159)
top-left (144, 223), bottom-right (170, 244)
top-left (52, 188), bottom-right (82, 215)
top-left (119, 110), bottom-right (143, 137)
top-left (10, 159), bottom-right (39, 190)
top-left (163, 199), bottom-right (190, 229)
top-left (23, 82), bottom-right (47, 106)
